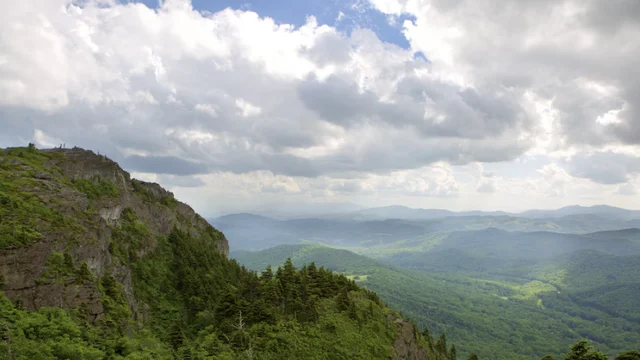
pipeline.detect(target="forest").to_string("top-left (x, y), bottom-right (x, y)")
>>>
top-left (233, 244), bottom-right (640, 360)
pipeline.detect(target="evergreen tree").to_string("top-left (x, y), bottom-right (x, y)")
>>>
top-left (435, 333), bottom-right (448, 356)
top-left (564, 340), bottom-right (608, 360)
top-left (422, 327), bottom-right (435, 353)
top-left (450, 344), bottom-right (457, 360)
top-left (260, 265), bottom-right (273, 281)
top-left (348, 299), bottom-right (359, 321)
top-left (336, 286), bottom-right (352, 312)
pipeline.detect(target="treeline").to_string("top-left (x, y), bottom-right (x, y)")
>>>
top-left (539, 340), bottom-right (640, 360)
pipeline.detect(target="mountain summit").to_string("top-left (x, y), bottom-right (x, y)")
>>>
top-left (0, 145), bottom-right (436, 359)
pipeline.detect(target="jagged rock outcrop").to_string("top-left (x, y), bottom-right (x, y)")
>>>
top-left (391, 314), bottom-right (431, 360)
top-left (0, 147), bottom-right (228, 323)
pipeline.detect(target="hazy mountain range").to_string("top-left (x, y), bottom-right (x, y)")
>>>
top-left (317, 204), bottom-right (640, 221)
top-left (210, 205), bottom-right (640, 251)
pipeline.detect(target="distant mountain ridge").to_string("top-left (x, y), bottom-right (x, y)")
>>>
top-left (519, 205), bottom-right (640, 220)
top-left (337, 204), bottom-right (640, 221)
top-left (210, 207), bottom-right (640, 251)
top-left (216, 204), bottom-right (640, 222)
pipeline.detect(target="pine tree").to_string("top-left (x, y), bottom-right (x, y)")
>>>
top-left (435, 333), bottom-right (448, 357)
top-left (260, 265), bottom-right (273, 281)
top-left (450, 344), bottom-right (457, 360)
top-left (336, 286), bottom-right (352, 312)
top-left (276, 258), bottom-right (298, 313)
top-left (422, 327), bottom-right (435, 353)
top-left (348, 300), bottom-right (359, 321)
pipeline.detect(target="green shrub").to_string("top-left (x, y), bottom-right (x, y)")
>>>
top-left (72, 176), bottom-right (119, 200)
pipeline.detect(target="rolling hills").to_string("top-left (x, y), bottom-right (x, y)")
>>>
top-left (211, 213), bottom-right (640, 251)
top-left (232, 241), bottom-right (640, 360)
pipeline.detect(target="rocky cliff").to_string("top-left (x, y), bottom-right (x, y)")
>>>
top-left (0, 146), bottom-right (228, 324)
top-left (0, 145), bottom-right (439, 359)
top-left (391, 314), bottom-right (432, 360)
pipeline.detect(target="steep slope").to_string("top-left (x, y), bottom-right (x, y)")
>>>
top-left (0, 146), bottom-right (227, 320)
top-left (0, 145), bottom-right (435, 359)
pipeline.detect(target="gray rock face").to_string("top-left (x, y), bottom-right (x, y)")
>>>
top-left (0, 147), bottom-right (229, 324)
top-left (390, 314), bottom-right (431, 360)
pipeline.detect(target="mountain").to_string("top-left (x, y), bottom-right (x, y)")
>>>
top-left (210, 215), bottom-right (429, 250)
top-left (233, 244), bottom-right (640, 360)
top-left (403, 228), bottom-right (640, 260)
top-left (0, 146), bottom-right (435, 359)
top-left (340, 205), bottom-right (510, 221)
top-left (519, 205), bottom-right (640, 220)
top-left (312, 204), bottom-right (640, 222)
top-left (212, 212), bottom-right (640, 251)
top-left (346, 206), bottom-right (458, 220)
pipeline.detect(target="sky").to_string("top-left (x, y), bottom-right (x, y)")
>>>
top-left (1, 0), bottom-right (640, 217)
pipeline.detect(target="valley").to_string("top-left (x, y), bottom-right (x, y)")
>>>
top-left (225, 212), bottom-right (640, 360)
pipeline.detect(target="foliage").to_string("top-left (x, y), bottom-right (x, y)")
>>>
top-left (615, 351), bottom-right (640, 360)
top-left (110, 208), bottom-right (153, 263)
top-left (0, 292), bottom-right (171, 360)
top-left (562, 340), bottom-right (608, 360)
top-left (39, 251), bottom-right (93, 284)
top-left (130, 180), bottom-right (154, 203)
top-left (129, 228), bottom-right (403, 359)
top-left (130, 179), bottom-right (178, 209)
top-left (71, 176), bottom-right (119, 200)
top-left (0, 227), bottom-right (417, 359)
top-left (233, 244), bottom-right (640, 360)
top-left (0, 147), bottom-right (79, 249)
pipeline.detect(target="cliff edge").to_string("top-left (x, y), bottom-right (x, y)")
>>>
top-left (0, 146), bottom-right (227, 324)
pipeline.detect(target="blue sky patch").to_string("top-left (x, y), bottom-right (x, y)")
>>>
top-left (131, 0), bottom-right (414, 49)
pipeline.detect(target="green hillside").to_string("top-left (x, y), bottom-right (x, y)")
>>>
top-left (232, 244), bottom-right (640, 360)
top-left (372, 229), bottom-right (640, 330)
top-left (0, 146), bottom-right (436, 360)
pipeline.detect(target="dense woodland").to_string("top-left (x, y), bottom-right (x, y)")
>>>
top-left (0, 228), bottom-right (441, 359)
top-left (233, 244), bottom-right (640, 360)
